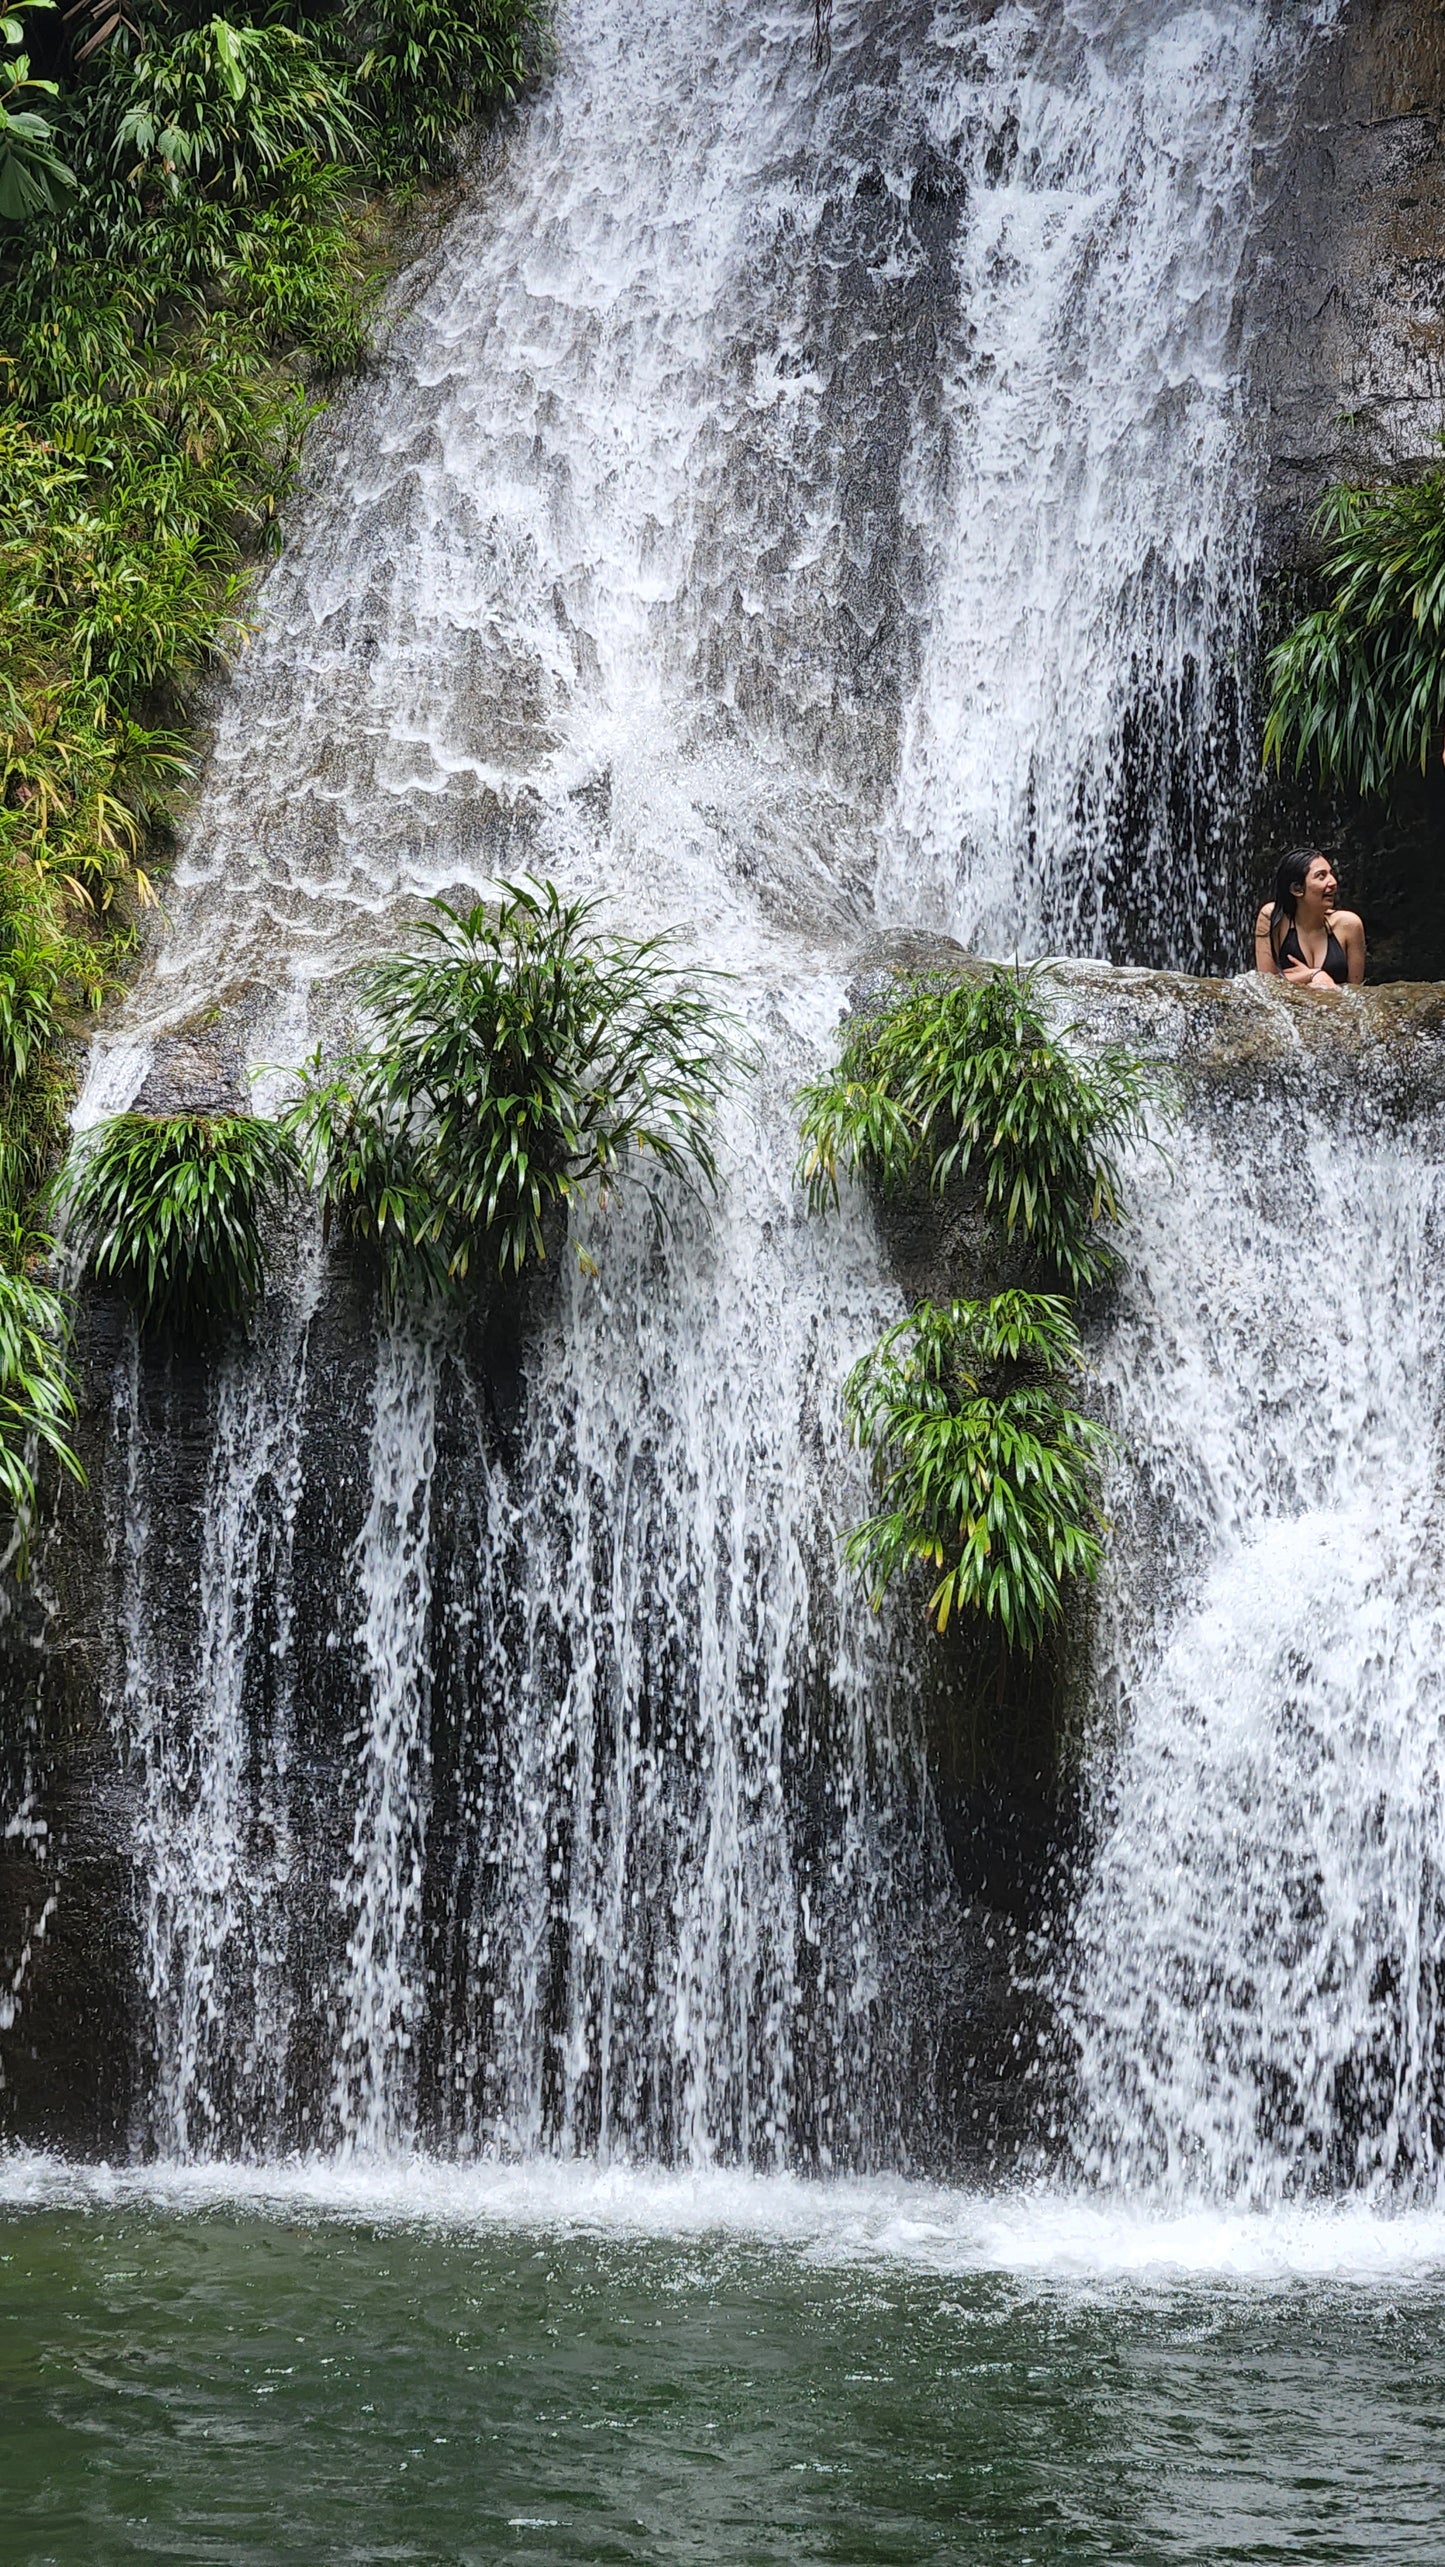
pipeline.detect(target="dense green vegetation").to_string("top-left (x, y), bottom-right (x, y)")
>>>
top-left (802, 968), bottom-right (1157, 1652)
top-left (1264, 467), bottom-right (1445, 798)
top-left (58, 1110), bottom-right (301, 1330)
top-left (842, 1292), bottom-right (1110, 1648)
top-left (283, 882), bottom-right (738, 1305)
top-left (0, 0), bottom-right (537, 1523)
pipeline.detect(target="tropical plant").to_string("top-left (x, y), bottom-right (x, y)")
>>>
top-left (1264, 467), bottom-right (1445, 798)
top-left (797, 965), bottom-right (1157, 1292)
top-left (359, 0), bottom-right (537, 180)
top-left (0, 1252), bottom-right (84, 1554)
top-left (57, 1110), bottom-right (302, 1331)
top-left (109, 21), bottom-right (363, 202)
top-left (0, 8), bottom-right (75, 225)
top-left (284, 880), bottom-right (737, 1300)
top-left (0, 906), bottom-right (69, 1095)
top-left (843, 1292), bottom-right (1111, 1649)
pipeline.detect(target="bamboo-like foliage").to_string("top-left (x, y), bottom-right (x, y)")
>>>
top-left (1264, 470), bottom-right (1445, 798)
top-left (58, 1111), bottom-right (301, 1332)
top-left (285, 880), bottom-right (737, 1302)
top-left (843, 1294), bottom-right (1110, 1648)
top-left (0, 1252), bottom-right (84, 1555)
top-left (112, 21), bottom-right (363, 200)
top-left (797, 966), bottom-right (1157, 1291)
top-left (359, 0), bottom-right (539, 181)
top-left (0, 13), bottom-right (76, 223)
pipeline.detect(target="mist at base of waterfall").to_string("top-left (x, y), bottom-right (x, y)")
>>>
top-left (6, 2176), bottom-right (1445, 2567)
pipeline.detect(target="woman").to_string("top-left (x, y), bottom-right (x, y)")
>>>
top-left (1254, 849), bottom-right (1365, 989)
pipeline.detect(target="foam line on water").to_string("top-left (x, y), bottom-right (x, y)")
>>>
top-left (6, 2151), bottom-right (1445, 2291)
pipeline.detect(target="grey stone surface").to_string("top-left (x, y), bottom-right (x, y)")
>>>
top-left (1260, 0), bottom-right (1445, 554)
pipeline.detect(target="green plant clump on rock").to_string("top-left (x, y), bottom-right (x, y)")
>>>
top-left (1264, 466), bottom-right (1445, 798)
top-left (284, 880), bottom-right (738, 1304)
top-left (843, 1293), bottom-right (1111, 1647)
top-left (802, 966), bottom-right (1158, 1655)
top-left (58, 1110), bottom-right (301, 1332)
top-left (52, 885), bottom-right (734, 1348)
top-left (798, 965), bottom-right (1154, 1291)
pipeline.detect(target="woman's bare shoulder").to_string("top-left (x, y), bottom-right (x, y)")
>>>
top-left (1255, 901), bottom-right (1276, 928)
top-left (1329, 907), bottom-right (1364, 935)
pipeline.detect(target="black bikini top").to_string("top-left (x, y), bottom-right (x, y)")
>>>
top-left (1279, 920), bottom-right (1349, 986)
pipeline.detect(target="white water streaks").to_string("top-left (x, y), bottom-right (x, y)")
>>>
top-left (94, 971), bottom-right (948, 2166)
top-left (442, 1027), bottom-right (945, 2171)
top-left (118, 1238), bottom-right (325, 2159)
top-left (1052, 990), bottom-right (1445, 2208)
top-left (882, 0), bottom-right (1340, 965)
top-left (329, 1331), bottom-right (438, 2154)
top-left (87, 0), bottom-right (1333, 1057)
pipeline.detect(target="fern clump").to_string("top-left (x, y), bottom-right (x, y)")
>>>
top-left (1264, 468), bottom-right (1445, 798)
top-left (803, 965), bottom-right (1159, 1652)
top-left (797, 965), bottom-right (1156, 1292)
top-left (843, 1294), bottom-right (1110, 1649)
top-left (284, 879), bottom-right (736, 1302)
top-left (58, 1111), bottom-right (301, 1334)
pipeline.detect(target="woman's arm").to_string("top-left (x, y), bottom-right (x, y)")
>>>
top-left (1254, 903), bottom-right (1281, 976)
top-left (1332, 909), bottom-right (1366, 985)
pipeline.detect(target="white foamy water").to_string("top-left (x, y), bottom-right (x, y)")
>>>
top-left (96, 0), bottom-right (1331, 1040)
top-left (883, 0), bottom-right (1341, 963)
top-left (1055, 1026), bottom-right (1445, 2206)
top-left (7, 2148), bottom-right (1445, 2293)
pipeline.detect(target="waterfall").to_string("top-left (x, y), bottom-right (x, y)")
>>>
top-left (1052, 997), bottom-right (1445, 2206)
top-left (881, 0), bottom-right (1336, 966)
top-left (99, 0), bottom-right (1328, 1031)
top-left (6, 0), bottom-right (1356, 2175)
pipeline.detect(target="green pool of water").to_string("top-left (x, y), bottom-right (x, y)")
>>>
top-left (5, 2169), bottom-right (1445, 2565)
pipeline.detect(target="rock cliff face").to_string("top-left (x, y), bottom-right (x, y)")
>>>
top-left (1261, 0), bottom-right (1445, 552)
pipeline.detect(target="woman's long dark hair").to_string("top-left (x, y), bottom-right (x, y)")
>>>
top-left (1267, 848), bottom-right (1328, 964)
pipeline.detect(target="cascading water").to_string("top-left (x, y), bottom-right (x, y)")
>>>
top-left (96, 0), bottom-right (1326, 1022)
top-left (95, 1046), bottom-right (950, 2167)
top-left (1053, 999), bottom-right (1445, 2207)
top-left (882, 1), bottom-right (1338, 966)
top-left (1, 0), bottom-right (1366, 2187)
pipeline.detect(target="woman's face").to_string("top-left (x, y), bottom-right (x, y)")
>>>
top-left (1294, 856), bottom-right (1338, 907)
